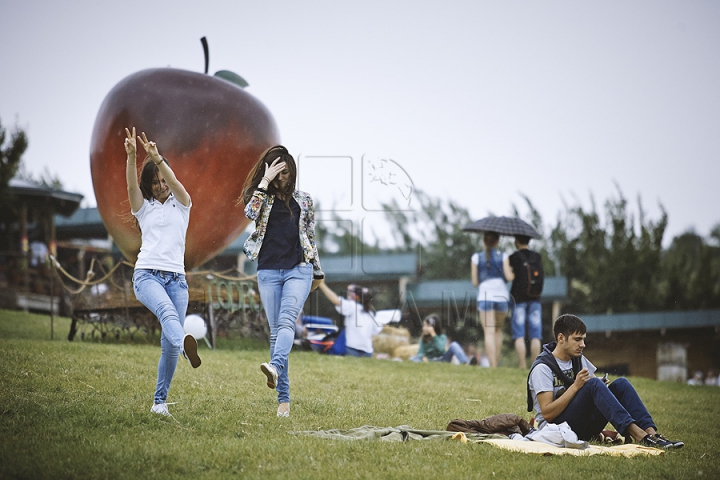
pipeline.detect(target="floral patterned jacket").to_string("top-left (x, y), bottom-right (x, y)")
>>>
top-left (242, 189), bottom-right (323, 277)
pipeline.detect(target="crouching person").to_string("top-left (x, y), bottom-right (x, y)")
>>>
top-left (526, 314), bottom-right (683, 449)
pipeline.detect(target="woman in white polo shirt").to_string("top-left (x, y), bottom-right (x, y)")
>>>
top-left (317, 281), bottom-right (382, 357)
top-left (124, 127), bottom-right (201, 417)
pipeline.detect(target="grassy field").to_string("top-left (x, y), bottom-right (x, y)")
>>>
top-left (1, 309), bottom-right (718, 479)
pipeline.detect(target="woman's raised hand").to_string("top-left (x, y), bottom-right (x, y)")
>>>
top-left (124, 127), bottom-right (137, 157)
top-left (263, 157), bottom-right (286, 182)
top-left (137, 131), bottom-right (162, 164)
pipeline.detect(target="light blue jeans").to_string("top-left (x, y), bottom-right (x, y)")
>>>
top-left (257, 263), bottom-right (312, 404)
top-left (345, 346), bottom-right (372, 357)
top-left (133, 269), bottom-right (188, 404)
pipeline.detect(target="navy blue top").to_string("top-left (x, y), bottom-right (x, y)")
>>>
top-left (258, 197), bottom-right (303, 270)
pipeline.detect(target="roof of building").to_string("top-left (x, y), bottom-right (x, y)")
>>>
top-left (55, 207), bottom-right (107, 238)
top-left (9, 178), bottom-right (84, 217)
top-left (320, 253), bottom-right (418, 282)
top-left (582, 309), bottom-right (720, 332)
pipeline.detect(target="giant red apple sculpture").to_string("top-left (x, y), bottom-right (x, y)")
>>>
top-left (90, 42), bottom-right (279, 269)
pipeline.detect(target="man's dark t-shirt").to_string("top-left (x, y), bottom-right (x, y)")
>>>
top-left (509, 249), bottom-right (543, 303)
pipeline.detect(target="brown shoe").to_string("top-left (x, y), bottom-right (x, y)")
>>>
top-left (183, 334), bottom-right (201, 368)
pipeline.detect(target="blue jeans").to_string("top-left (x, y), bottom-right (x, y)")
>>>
top-left (410, 341), bottom-right (469, 364)
top-left (511, 301), bottom-right (542, 340)
top-left (346, 346), bottom-right (372, 357)
top-left (554, 377), bottom-right (656, 440)
top-left (257, 263), bottom-right (312, 404)
top-left (132, 269), bottom-right (189, 405)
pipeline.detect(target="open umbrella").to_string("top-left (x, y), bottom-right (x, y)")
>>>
top-left (463, 216), bottom-right (541, 239)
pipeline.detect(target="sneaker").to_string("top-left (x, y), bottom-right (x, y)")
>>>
top-left (277, 403), bottom-right (290, 418)
top-left (653, 433), bottom-right (684, 448)
top-left (261, 362), bottom-right (278, 389)
top-left (183, 334), bottom-right (201, 368)
top-left (150, 403), bottom-right (171, 416)
top-left (640, 434), bottom-right (682, 449)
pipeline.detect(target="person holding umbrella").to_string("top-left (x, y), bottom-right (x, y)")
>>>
top-left (471, 231), bottom-right (510, 368)
top-left (464, 217), bottom-right (542, 368)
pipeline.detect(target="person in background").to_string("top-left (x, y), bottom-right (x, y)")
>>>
top-left (29, 237), bottom-right (49, 268)
top-left (318, 281), bottom-right (382, 357)
top-left (124, 127), bottom-right (201, 418)
top-left (410, 315), bottom-right (469, 364)
top-left (471, 231), bottom-right (510, 368)
top-left (504, 234), bottom-right (544, 369)
top-left (687, 371), bottom-right (704, 386)
top-left (240, 145), bottom-right (323, 418)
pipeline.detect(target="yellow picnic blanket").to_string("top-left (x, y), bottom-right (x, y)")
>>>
top-left (480, 438), bottom-right (664, 457)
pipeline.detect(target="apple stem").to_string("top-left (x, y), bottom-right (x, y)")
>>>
top-left (201, 37), bottom-right (209, 74)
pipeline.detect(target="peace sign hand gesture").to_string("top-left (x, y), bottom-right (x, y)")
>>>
top-left (137, 131), bottom-right (162, 164)
top-left (124, 127), bottom-right (137, 157)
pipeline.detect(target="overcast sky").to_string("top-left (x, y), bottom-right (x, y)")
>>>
top-left (1, 1), bottom-right (718, 248)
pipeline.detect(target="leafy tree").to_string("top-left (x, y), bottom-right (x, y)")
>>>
top-left (661, 227), bottom-right (720, 310)
top-left (0, 117), bottom-right (29, 196)
top-left (548, 186), bottom-right (667, 314)
top-left (381, 189), bottom-right (475, 279)
top-left (314, 201), bottom-right (381, 256)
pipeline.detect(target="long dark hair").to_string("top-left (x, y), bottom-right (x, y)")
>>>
top-left (240, 145), bottom-right (297, 213)
top-left (130, 156), bottom-right (168, 232)
top-left (138, 157), bottom-right (161, 200)
top-left (483, 231), bottom-right (500, 261)
top-left (348, 284), bottom-right (373, 313)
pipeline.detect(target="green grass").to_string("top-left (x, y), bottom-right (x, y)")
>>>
top-left (0, 309), bottom-right (718, 479)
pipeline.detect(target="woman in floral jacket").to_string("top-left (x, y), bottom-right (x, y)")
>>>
top-left (239, 145), bottom-right (323, 418)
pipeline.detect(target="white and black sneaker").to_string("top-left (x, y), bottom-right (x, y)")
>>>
top-left (640, 433), bottom-right (683, 449)
top-left (653, 433), bottom-right (684, 449)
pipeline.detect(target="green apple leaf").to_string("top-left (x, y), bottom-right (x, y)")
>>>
top-left (214, 70), bottom-right (249, 88)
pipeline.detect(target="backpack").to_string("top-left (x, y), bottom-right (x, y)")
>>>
top-left (516, 250), bottom-right (544, 299)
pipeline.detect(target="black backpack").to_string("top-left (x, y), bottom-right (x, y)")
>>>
top-left (516, 250), bottom-right (544, 299)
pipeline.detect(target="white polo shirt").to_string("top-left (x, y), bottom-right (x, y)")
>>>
top-left (132, 193), bottom-right (191, 274)
top-left (336, 297), bottom-right (383, 354)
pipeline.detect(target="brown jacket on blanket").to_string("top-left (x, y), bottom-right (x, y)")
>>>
top-left (447, 413), bottom-right (533, 437)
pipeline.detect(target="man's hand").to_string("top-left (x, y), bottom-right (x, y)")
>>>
top-left (573, 368), bottom-right (591, 390)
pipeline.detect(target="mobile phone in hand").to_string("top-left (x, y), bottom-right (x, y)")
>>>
top-left (602, 373), bottom-right (609, 382)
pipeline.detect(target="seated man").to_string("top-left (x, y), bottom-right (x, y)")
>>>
top-left (526, 314), bottom-right (683, 449)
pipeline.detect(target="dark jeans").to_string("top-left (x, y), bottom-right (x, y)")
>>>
top-left (554, 377), bottom-right (656, 440)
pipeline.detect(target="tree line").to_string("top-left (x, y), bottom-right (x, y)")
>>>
top-left (318, 188), bottom-right (720, 315)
